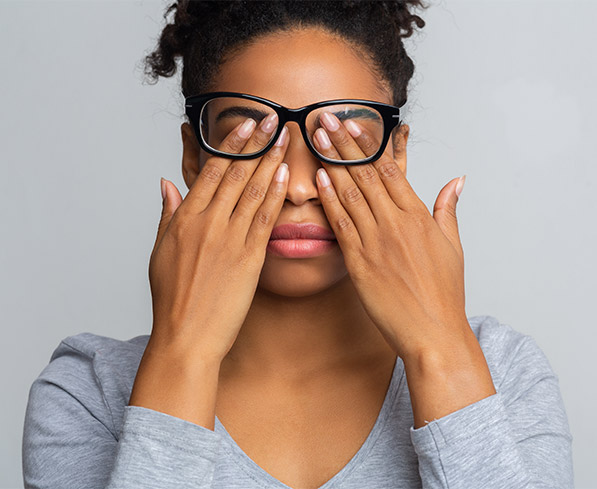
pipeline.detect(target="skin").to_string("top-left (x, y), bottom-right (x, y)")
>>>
top-left (172, 26), bottom-right (496, 485)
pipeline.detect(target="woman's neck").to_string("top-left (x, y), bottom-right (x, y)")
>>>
top-left (219, 274), bottom-right (396, 382)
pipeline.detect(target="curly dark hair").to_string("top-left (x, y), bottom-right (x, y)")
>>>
top-left (142, 0), bottom-right (426, 113)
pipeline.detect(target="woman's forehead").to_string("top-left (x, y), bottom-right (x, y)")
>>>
top-left (211, 27), bottom-right (392, 107)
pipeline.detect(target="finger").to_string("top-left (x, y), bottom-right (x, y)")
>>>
top-left (433, 177), bottom-right (465, 263)
top-left (369, 124), bottom-right (426, 213)
top-left (319, 112), bottom-right (367, 161)
top-left (324, 116), bottom-right (399, 225)
top-left (184, 113), bottom-right (279, 215)
top-left (322, 113), bottom-right (420, 217)
top-left (245, 161), bottom-right (289, 254)
top-left (321, 113), bottom-right (424, 214)
top-left (313, 127), bottom-right (377, 237)
top-left (315, 167), bottom-right (363, 254)
top-left (209, 118), bottom-right (286, 217)
top-left (344, 119), bottom-right (384, 158)
top-left (180, 118), bottom-right (257, 214)
top-left (230, 125), bottom-right (290, 229)
top-left (152, 178), bottom-right (183, 256)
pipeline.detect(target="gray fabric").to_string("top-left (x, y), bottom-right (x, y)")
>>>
top-left (22, 315), bottom-right (574, 488)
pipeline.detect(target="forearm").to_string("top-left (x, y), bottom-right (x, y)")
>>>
top-left (128, 336), bottom-right (223, 431)
top-left (400, 320), bottom-right (572, 488)
top-left (403, 326), bottom-right (496, 430)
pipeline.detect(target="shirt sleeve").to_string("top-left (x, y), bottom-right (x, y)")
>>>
top-left (22, 340), bottom-right (223, 489)
top-left (408, 335), bottom-right (574, 489)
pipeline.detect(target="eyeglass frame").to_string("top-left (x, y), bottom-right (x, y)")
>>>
top-left (184, 91), bottom-right (404, 166)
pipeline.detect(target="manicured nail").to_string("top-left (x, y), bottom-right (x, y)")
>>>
top-left (455, 175), bottom-right (466, 198)
top-left (160, 177), bottom-right (166, 201)
top-left (315, 128), bottom-right (331, 149)
top-left (261, 113), bottom-right (278, 134)
top-left (321, 112), bottom-right (340, 131)
top-left (345, 120), bottom-right (362, 138)
top-left (317, 168), bottom-right (331, 187)
top-left (238, 118), bottom-right (256, 138)
top-left (275, 162), bottom-right (288, 183)
top-left (275, 126), bottom-right (288, 146)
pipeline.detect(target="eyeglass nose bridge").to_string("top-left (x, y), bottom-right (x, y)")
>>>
top-left (272, 105), bottom-right (329, 156)
top-left (274, 105), bottom-right (312, 130)
top-left (281, 106), bottom-right (309, 120)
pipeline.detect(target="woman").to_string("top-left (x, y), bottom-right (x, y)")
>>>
top-left (22, 1), bottom-right (574, 488)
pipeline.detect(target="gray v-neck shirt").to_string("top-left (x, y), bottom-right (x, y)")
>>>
top-left (22, 315), bottom-right (574, 488)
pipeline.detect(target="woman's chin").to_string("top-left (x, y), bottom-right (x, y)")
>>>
top-left (257, 256), bottom-right (348, 298)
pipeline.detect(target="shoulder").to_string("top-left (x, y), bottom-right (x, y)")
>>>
top-left (52, 331), bottom-right (150, 355)
top-left (42, 331), bottom-right (150, 383)
top-left (466, 314), bottom-right (558, 390)
top-left (31, 331), bottom-right (150, 438)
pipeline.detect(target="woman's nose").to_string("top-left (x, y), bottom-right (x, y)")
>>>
top-left (278, 122), bottom-right (322, 207)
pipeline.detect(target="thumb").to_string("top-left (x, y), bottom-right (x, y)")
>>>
top-left (155, 177), bottom-right (183, 250)
top-left (432, 175), bottom-right (466, 257)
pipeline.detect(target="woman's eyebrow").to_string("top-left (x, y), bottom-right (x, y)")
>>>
top-left (215, 106), bottom-right (270, 122)
top-left (313, 107), bottom-right (380, 128)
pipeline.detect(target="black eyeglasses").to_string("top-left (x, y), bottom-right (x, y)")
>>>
top-left (184, 91), bottom-right (404, 166)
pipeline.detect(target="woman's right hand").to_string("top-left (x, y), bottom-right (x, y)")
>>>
top-left (147, 114), bottom-right (289, 364)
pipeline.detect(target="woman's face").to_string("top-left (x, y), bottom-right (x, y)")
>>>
top-left (181, 27), bottom-right (409, 298)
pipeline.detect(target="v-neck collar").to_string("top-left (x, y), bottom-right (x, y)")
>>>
top-left (215, 354), bottom-right (405, 489)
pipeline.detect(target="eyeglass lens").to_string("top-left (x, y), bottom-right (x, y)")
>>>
top-left (199, 97), bottom-right (384, 163)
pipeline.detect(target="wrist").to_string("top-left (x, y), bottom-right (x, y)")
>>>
top-left (144, 334), bottom-right (225, 372)
top-left (401, 328), bottom-right (496, 429)
top-left (402, 328), bottom-right (482, 375)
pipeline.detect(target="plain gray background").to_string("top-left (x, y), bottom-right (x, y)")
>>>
top-left (1, 0), bottom-right (595, 487)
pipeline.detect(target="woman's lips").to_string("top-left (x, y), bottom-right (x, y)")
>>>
top-left (266, 238), bottom-right (338, 258)
top-left (267, 222), bottom-right (337, 258)
top-left (269, 223), bottom-right (336, 240)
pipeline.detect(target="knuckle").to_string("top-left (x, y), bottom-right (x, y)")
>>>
top-left (320, 190), bottom-right (335, 203)
top-left (360, 134), bottom-right (378, 154)
top-left (387, 219), bottom-right (403, 237)
top-left (378, 162), bottom-right (400, 179)
top-left (318, 183), bottom-right (337, 203)
top-left (200, 213), bottom-right (223, 245)
top-left (270, 182), bottom-right (286, 199)
top-left (342, 185), bottom-right (363, 204)
top-left (169, 213), bottom-right (189, 242)
top-left (236, 247), bottom-right (253, 265)
top-left (409, 211), bottom-right (429, 232)
top-left (252, 128), bottom-right (275, 149)
top-left (201, 164), bottom-right (224, 183)
top-left (223, 131), bottom-right (246, 152)
top-left (224, 164), bottom-right (247, 183)
top-left (334, 130), bottom-right (351, 147)
top-left (336, 215), bottom-right (353, 232)
top-left (353, 165), bottom-right (377, 185)
top-left (254, 209), bottom-right (271, 227)
top-left (243, 182), bottom-right (267, 202)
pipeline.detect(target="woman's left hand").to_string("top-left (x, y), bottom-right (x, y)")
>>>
top-left (313, 112), bottom-right (471, 362)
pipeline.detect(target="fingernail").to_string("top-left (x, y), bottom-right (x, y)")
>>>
top-left (160, 177), bottom-right (166, 201)
top-left (261, 113), bottom-right (278, 134)
top-left (321, 112), bottom-right (339, 131)
top-left (345, 120), bottom-right (362, 138)
top-left (238, 118), bottom-right (256, 138)
top-left (455, 175), bottom-right (466, 198)
top-left (317, 168), bottom-right (331, 187)
top-left (275, 126), bottom-right (288, 146)
top-left (315, 128), bottom-right (331, 149)
top-left (275, 162), bottom-right (288, 183)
